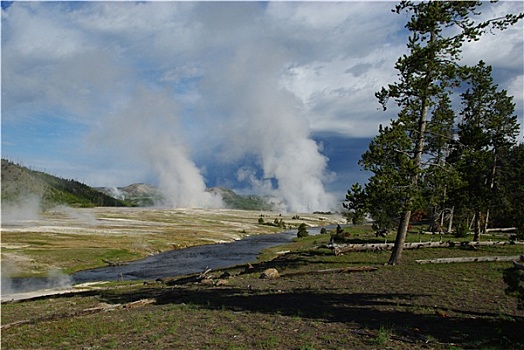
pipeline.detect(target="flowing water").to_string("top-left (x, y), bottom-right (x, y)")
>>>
top-left (3, 226), bottom-right (337, 297)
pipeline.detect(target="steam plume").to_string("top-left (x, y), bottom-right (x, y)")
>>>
top-left (92, 86), bottom-right (223, 208)
top-left (199, 42), bottom-right (337, 212)
top-left (1, 195), bottom-right (42, 226)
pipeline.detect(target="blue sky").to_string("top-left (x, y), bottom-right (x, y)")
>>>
top-left (2, 1), bottom-right (523, 211)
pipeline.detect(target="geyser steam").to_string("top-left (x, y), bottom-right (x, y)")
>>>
top-left (199, 42), bottom-right (337, 212)
top-left (94, 87), bottom-right (223, 208)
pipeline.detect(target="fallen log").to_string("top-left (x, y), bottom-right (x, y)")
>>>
top-left (281, 266), bottom-right (378, 277)
top-left (102, 259), bottom-right (128, 266)
top-left (486, 227), bottom-right (517, 232)
top-left (512, 261), bottom-right (524, 270)
top-left (333, 240), bottom-right (524, 255)
top-left (1, 299), bottom-right (155, 330)
top-left (416, 255), bottom-right (524, 264)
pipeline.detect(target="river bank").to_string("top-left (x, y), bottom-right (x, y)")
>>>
top-left (1, 207), bottom-right (345, 299)
top-left (3, 229), bottom-right (523, 349)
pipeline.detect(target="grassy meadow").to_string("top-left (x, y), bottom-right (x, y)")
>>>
top-left (2, 212), bottom-right (524, 349)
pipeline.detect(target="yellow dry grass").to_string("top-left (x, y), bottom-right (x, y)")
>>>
top-left (1, 207), bottom-right (345, 277)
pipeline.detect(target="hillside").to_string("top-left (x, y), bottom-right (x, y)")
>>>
top-left (1, 159), bottom-right (129, 208)
top-left (208, 187), bottom-right (275, 211)
top-left (97, 183), bottom-right (164, 207)
top-left (1, 159), bottom-right (275, 210)
top-left (97, 185), bottom-right (275, 210)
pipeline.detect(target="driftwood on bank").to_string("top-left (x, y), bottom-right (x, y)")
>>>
top-left (332, 240), bottom-right (524, 256)
top-left (415, 255), bottom-right (524, 264)
top-left (281, 266), bottom-right (378, 277)
top-left (102, 259), bottom-right (128, 266)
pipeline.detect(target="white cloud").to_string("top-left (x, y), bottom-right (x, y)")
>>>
top-left (2, 1), bottom-right (522, 211)
top-left (279, 44), bottom-right (406, 137)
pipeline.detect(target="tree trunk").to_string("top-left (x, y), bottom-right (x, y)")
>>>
top-left (469, 213), bottom-right (475, 231)
top-left (473, 208), bottom-right (481, 241)
top-left (483, 154), bottom-right (497, 234)
top-left (388, 98), bottom-right (429, 264)
top-left (447, 206), bottom-right (454, 233)
top-left (388, 210), bottom-right (412, 264)
top-left (387, 29), bottom-right (434, 265)
top-left (483, 209), bottom-right (490, 235)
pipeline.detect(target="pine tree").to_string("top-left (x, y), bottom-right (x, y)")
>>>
top-left (496, 144), bottom-right (524, 237)
top-left (453, 61), bottom-right (520, 241)
top-left (355, 1), bottom-right (522, 264)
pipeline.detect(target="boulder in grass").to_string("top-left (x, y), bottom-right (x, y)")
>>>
top-left (215, 279), bottom-right (229, 286)
top-left (200, 278), bottom-right (214, 285)
top-left (260, 268), bottom-right (280, 279)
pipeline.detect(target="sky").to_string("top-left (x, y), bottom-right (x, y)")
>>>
top-left (1, 1), bottom-right (523, 212)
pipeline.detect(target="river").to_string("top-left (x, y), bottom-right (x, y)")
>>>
top-left (3, 225), bottom-right (338, 297)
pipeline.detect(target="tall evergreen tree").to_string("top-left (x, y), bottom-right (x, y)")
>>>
top-left (453, 61), bottom-right (520, 241)
top-left (495, 144), bottom-right (524, 237)
top-left (353, 1), bottom-right (522, 264)
top-left (422, 95), bottom-right (460, 232)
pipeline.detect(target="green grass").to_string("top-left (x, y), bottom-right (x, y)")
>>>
top-left (2, 208), bottom-right (344, 278)
top-left (375, 325), bottom-right (393, 345)
top-left (3, 214), bottom-right (523, 349)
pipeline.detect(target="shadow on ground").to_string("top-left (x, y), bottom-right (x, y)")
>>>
top-left (95, 282), bottom-right (524, 349)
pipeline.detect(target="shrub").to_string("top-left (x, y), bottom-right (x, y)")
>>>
top-left (503, 265), bottom-right (524, 309)
top-left (297, 223), bottom-right (309, 238)
top-left (454, 222), bottom-right (469, 238)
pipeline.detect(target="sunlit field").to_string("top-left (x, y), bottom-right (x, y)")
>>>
top-left (1, 207), bottom-right (345, 278)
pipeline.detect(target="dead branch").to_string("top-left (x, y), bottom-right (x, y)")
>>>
top-left (281, 266), bottom-right (378, 277)
top-left (416, 255), bottom-right (524, 264)
top-left (1, 299), bottom-right (155, 330)
top-left (333, 240), bottom-right (524, 255)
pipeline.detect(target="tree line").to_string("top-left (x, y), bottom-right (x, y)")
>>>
top-left (343, 1), bottom-right (523, 264)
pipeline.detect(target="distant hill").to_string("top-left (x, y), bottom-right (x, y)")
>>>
top-left (96, 183), bottom-right (163, 207)
top-left (1, 159), bottom-right (129, 208)
top-left (97, 185), bottom-right (275, 210)
top-left (207, 187), bottom-right (274, 211)
top-left (1, 158), bottom-right (275, 210)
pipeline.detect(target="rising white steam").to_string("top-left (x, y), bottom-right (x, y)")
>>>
top-left (200, 43), bottom-right (337, 212)
top-left (1, 195), bottom-right (42, 226)
top-left (1, 261), bottom-right (73, 298)
top-left (92, 87), bottom-right (223, 208)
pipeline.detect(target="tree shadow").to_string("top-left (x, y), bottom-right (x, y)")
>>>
top-left (98, 285), bottom-right (524, 349)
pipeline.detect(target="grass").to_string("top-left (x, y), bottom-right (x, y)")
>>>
top-left (2, 207), bottom-right (342, 277)
top-left (2, 209), bottom-right (524, 349)
top-left (3, 257), bottom-right (523, 349)
top-left (375, 325), bottom-right (393, 345)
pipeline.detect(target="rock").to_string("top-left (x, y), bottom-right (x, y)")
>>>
top-left (260, 268), bottom-right (280, 279)
top-left (215, 279), bottom-right (229, 286)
